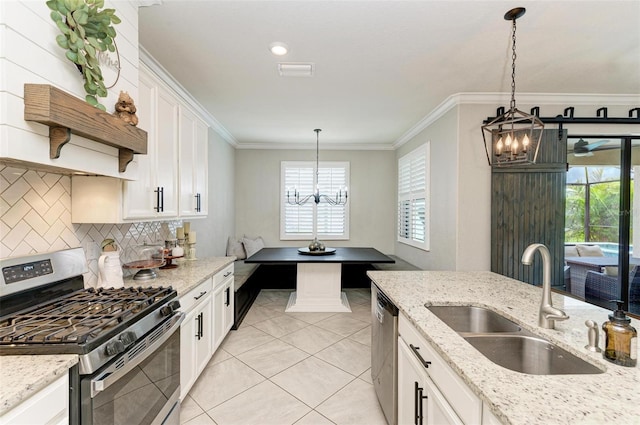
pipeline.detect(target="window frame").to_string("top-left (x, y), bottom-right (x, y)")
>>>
top-left (280, 160), bottom-right (350, 241)
top-left (397, 143), bottom-right (430, 251)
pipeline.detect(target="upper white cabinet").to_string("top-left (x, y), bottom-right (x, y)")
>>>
top-left (71, 63), bottom-right (209, 223)
top-left (123, 66), bottom-right (179, 220)
top-left (179, 106), bottom-right (209, 217)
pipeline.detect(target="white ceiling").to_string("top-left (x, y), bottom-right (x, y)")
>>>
top-left (139, 1), bottom-right (640, 149)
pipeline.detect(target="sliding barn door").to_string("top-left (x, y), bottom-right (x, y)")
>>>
top-left (491, 130), bottom-right (567, 287)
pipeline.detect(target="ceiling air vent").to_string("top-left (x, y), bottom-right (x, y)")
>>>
top-left (278, 62), bottom-right (314, 77)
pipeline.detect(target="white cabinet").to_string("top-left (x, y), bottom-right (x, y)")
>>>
top-left (213, 263), bottom-right (234, 350)
top-left (179, 106), bottom-right (208, 217)
top-left (179, 277), bottom-right (214, 400)
top-left (0, 375), bottom-right (68, 425)
top-left (123, 66), bottom-right (179, 219)
top-left (398, 313), bottom-right (483, 425)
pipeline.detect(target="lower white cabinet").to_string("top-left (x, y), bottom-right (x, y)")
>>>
top-left (398, 313), bottom-right (483, 425)
top-left (179, 265), bottom-right (235, 400)
top-left (213, 264), bottom-right (234, 351)
top-left (180, 277), bottom-right (214, 400)
top-left (0, 374), bottom-right (68, 425)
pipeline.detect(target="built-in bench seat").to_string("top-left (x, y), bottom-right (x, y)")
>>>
top-left (372, 255), bottom-right (421, 271)
top-left (232, 260), bottom-right (260, 329)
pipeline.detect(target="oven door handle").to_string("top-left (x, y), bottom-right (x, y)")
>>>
top-left (91, 313), bottom-right (184, 397)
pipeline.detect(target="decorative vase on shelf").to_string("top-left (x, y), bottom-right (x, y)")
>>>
top-left (308, 238), bottom-right (325, 252)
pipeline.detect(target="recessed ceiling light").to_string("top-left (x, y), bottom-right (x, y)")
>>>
top-left (269, 42), bottom-right (289, 56)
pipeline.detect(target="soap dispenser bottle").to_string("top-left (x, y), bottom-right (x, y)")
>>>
top-left (602, 301), bottom-right (637, 367)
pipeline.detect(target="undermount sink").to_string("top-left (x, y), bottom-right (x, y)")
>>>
top-left (426, 305), bottom-right (604, 375)
top-left (427, 305), bottom-right (521, 333)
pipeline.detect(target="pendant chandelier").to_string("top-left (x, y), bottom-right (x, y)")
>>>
top-left (286, 129), bottom-right (348, 206)
top-left (482, 7), bottom-right (544, 166)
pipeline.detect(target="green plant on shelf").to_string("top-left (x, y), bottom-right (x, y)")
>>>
top-left (47, 0), bottom-right (121, 111)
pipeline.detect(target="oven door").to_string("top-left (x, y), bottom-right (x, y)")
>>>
top-left (80, 313), bottom-right (184, 425)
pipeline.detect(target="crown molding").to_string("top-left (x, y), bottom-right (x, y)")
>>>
top-left (393, 92), bottom-right (640, 149)
top-left (139, 46), bottom-right (238, 147)
top-left (235, 142), bottom-right (394, 151)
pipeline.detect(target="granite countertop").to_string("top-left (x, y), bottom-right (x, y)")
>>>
top-left (0, 355), bottom-right (78, 416)
top-left (0, 256), bottom-right (235, 417)
top-left (367, 270), bottom-right (640, 425)
top-left (124, 256), bottom-right (236, 295)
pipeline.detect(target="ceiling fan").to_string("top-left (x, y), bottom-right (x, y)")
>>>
top-left (571, 139), bottom-right (611, 157)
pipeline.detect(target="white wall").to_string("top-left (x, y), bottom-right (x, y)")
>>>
top-left (235, 149), bottom-right (396, 253)
top-left (0, 0), bottom-right (141, 177)
top-left (191, 128), bottom-right (235, 257)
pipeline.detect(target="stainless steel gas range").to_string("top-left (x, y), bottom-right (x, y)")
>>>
top-left (0, 248), bottom-right (184, 425)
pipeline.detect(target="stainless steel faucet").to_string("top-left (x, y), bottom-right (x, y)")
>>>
top-left (521, 243), bottom-right (570, 329)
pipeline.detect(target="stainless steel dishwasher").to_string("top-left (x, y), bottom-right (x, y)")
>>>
top-left (371, 282), bottom-right (399, 425)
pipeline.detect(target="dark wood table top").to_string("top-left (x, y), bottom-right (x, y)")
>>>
top-left (245, 247), bottom-right (395, 264)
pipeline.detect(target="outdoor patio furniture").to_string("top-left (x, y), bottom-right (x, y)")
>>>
top-left (584, 266), bottom-right (640, 315)
top-left (565, 256), bottom-right (618, 298)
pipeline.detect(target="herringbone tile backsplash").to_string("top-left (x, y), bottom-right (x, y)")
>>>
top-left (1, 165), bottom-right (181, 287)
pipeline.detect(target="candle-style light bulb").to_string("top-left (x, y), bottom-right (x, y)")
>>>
top-left (496, 137), bottom-right (504, 156)
top-left (504, 134), bottom-right (512, 152)
top-left (522, 133), bottom-right (530, 152)
top-left (512, 138), bottom-right (519, 155)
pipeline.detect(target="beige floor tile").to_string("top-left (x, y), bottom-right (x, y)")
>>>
top-left (180, 395), bottom-right (204, 424)
top-left (316, 379), bottom-right (387, 425)
top-left (315, 339), bottom-right (371, 376)
top-left (294, 410), bottom-right (336, 425)
top-left (348, 325), bottom-right (371, 346)
top-left (183, 413), bottom-right (217, 425)
top-left (280, 325), bottom-right (344, 354)
top-left (271, 356), bottom-right (354, 407)
top-left (207, 348), bottom-right (232, 366)
top-left (236, 339), bottom-right (309, 377)
top-left (345, 290), bottom-right (371, 305)
top-left (285, 311), bottom-right (338, 324)
top-left (315, 315), bottom-right (369, 337)
top-left (189, 357), bottom-right (265, 411)
top-left (208, 380), bottom-right (310, 425)
top-left (253, 314), bottom-right (310, 338)
top-left (219, 325), bottom-right (274, 355)
top-left (240, 304), bottom-right (283, 326)
top-left (358, 368), bottom-right (373, 385)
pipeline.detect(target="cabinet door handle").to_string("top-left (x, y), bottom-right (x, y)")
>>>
top-left (194, 291), bottom-right (207, 300)
top-left (160, 187), bottom-right (164, 212)
top-left (410, 344), bottom-right (431, 369)
top-left (225, 287), bottom-right (230, 306)
top-left (195, 313), bottom-right (201, 340)
top-left (195, 193), bottom-right (201, 212)
top-left (418, 383), bottom-right (427, 425)
top-left (414, 381), bottom-right (420, 425)
top-left (154, 187), bottom-right (161, 212)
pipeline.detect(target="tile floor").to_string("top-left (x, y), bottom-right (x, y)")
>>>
top-left (180, 288), bottom-right (387, 425)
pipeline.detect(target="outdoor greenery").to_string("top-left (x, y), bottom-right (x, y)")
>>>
top-left (47, 0), bottom-right (120, 111)
top-left (565, 179), bottom-right (633, 243)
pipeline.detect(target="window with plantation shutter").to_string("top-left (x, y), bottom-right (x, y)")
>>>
top-left (398, 143), bottom-right (429, 250)
top-left (281, 161), bottom-right (350, 240)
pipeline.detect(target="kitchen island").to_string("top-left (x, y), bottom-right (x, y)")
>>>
top-left (367, 270), bottom-right (640, 424)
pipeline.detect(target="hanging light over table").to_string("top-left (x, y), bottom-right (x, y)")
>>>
top-left (482, 7), bottom-right (544, 166)
top-left (286, 129), bottom-right (348, 206)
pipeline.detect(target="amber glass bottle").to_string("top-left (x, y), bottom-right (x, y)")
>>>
top-left (602, 301), bottom-right (637, 367)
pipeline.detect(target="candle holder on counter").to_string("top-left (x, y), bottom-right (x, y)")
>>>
top-left (185, 230), bottom-right (196, 260)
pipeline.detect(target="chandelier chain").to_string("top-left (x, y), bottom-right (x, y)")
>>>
top-left (510, 18), bottom-right (517, 111)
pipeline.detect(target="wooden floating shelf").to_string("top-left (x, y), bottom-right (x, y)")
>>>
top-left (23, 84), bottom-right (148, 172)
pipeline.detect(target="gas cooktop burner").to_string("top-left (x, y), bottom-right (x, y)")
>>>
top-left (0, 286), bottom-right (176, 350)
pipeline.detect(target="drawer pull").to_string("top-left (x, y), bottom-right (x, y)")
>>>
top-left (223, 271), bottom-right (232, 278)
top-left (410, 344), bottom-right (431, 369)
top-left (194, 291), bottom-right (207, 300)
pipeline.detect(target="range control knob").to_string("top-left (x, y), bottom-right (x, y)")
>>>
top-left (160, 300), bottom-right (181, 317)
top-left (119, 331), bottom-right (136, 346)
top-left (105, 339), bottom-right (125, 356)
